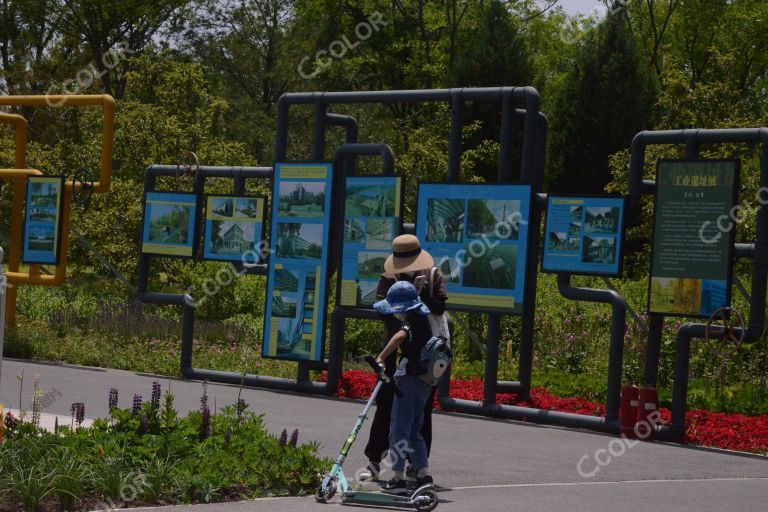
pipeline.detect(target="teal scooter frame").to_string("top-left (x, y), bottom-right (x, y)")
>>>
top-left (315, 356), bottom-right (439, 511)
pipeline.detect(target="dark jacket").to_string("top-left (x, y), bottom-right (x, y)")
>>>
top-left (376, 268), bottom-right (448, 372)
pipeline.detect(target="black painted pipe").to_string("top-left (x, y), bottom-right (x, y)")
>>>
top-left (441, 397), bottom-right (619, 433)
top-left (557, 274), bottom-right (627, 421)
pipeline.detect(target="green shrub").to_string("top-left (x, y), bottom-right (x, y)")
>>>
top-left (0, 389), bottom-right (329, 512)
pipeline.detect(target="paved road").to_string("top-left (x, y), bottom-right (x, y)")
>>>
top-left (1, 358), bottom-right (766, 512)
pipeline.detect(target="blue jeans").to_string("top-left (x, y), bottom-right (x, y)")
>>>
top-left (389, 374), bottom-right (431, 472)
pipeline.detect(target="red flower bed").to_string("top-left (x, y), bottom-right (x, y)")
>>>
top-left (318, 370), bottom-right (768, 454)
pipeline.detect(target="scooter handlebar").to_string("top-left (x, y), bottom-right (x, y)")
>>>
top-left (364, 356), bottom-right (403, 397)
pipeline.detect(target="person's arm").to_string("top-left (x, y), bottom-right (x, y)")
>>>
top-left (376, 274), bottom-right (402, 333)
top-left (376, 329), bottom-right (408, 364)
top-left (420, 269), bottom-right (448, 315)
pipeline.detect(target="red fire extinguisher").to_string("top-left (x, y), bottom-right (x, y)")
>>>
top-left (620, 383), bottom-right (639, 438)
top-left (637, 384), bottom-right (659, 441)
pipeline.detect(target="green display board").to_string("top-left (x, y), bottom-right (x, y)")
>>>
top-left (648, 159), bottom-right (739, 318)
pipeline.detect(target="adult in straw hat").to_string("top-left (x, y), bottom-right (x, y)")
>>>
top-left (383, 234), bottom-right (435, 274)
top-left (358, 234), bottom-right (449, 482)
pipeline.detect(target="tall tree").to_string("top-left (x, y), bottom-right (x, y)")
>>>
top-left (54, 0), bottom-right (190, 98)
top-left (546, 2), bottom-right (658, 193)
top-left (0, 0), bottom-right (61, 95)
top-left (182, 0), bottom-right (299, 161)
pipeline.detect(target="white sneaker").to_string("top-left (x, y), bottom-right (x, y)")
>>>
top-left (357, 461), bottom-right (381, 481)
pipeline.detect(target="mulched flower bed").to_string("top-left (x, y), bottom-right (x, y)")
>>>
top-left (319, 370), bottom-right (768, 454)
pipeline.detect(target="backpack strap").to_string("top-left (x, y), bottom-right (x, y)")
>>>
top-left (429, 266), bottom-right (438, 299)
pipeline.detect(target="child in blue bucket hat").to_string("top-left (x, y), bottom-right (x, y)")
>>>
top-left (374, 280), bottom-right (435, 494)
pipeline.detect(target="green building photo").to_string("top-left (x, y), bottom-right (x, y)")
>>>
top-left (212, 197), bottom-right (234, 217)
top-left (426, 198), bottom-right (465, 243)
top-left (435, 255), bottom-right (461, 284)
top-left (278, 181), bottom-right (326, 218)
top-left (365, 218), bottom-right (393, 250)
top-left (29, 207), bottom-right (57, 222)
top-left (274, 269), bottom-right (299, 292)
top-left (236, 198), bottom-right (260, 218)
top-left (357, 280), bottom-right (378, 307)
top-left (462, 244), bottom-right (517, 290)
top-left (148, 203), bottom-right (191, 244)
top-left (208, 221), bottom-right (255, 256)
top-left (275, 222), bottom-right (323, 260)
top-left (581, 236), bottom-right (616, 264)
top-left (548, 231), bottom-right (567, 252)
top-left (345, 184), bottom-right (397, 217)
top-left (358, 251), bottom-right (387, 278)
top-left (27, 226), bottom-right (56, 251)
top-left (276, 317), bottom-right (304, 357)
top-left (344, 218), bottom-right (364, 242)
top-left (30, 181), bottom-right (59, 207)
top-left (466, 199), bottom-right (520, 240)
top-left (271, 296), bottom-right (298, 317)
top-left (570, 206), bottom-right (583, 222)
top-left (585, 207), bottom-right (620, 234)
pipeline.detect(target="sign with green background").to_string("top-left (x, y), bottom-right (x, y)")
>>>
top-left (648, 159), bottom-right (739, 317)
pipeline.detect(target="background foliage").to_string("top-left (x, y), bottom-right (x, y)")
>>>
top-left (0, 0), bottom-right (767, 414)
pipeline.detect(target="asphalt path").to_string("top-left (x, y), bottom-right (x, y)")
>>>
top-left (1, 358), bottom-right (766, 512)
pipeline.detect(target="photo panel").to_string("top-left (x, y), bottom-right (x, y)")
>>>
top-left (338, 176), bottom-right (402, 309)
top-left (202, 195), bottom-right (265, 263)
top-left (263, 162), bottom-right (334, 361)
top-left (141, 191), bottom-right (199, 258)
top-left (542, 195), bottom-right (625, 277)
top-left (22, 176), bottom-right (65, 265)
top-left (416, 183), bottom-right (532, 314)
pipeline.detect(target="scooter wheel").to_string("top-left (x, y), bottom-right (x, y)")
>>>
top-left (315, 479), bottom-right (337, 503)
top-left (413, 487), bottom-right (439, 511)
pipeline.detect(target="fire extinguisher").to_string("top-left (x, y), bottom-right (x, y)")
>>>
top-left (637, 384), bottom-right (659, 441)
top-left (620, 383), bottom-right (639, 438)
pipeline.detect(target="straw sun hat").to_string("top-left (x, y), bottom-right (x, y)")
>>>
top-left (383, 234), bottom-right (434, 274)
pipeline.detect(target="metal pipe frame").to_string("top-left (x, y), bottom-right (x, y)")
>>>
top-left (628, 128), bottom-right (768, 440)
top-left (154, 112), bottom-right (362, 392)
top-left (0, 113), bottom-right (29, 323)
top-left (162, 88), bottom-right (552, 411)
top-left (273, 88), bottom-right (552, 413)
top-left (136, 165), bottom-right (337, 392)
top-left (0, 95), bottom-right (116, 323)
top-left (0, 246), bottom-right (6, 391)
top-left (326, 143), bottom-right (396, 393)
top-left (0, 95), bottom-right (117, 193)
top-left (557, 274), bottom-right (626, 426)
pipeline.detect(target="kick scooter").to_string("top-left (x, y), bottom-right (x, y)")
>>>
top-left (315, 356), bottom-right (439, 511)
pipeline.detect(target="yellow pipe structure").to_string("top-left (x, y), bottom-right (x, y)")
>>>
top-left (0, 95), bottom-right (116, 193)
top-left (0, 114), bottom-right (29, 324)
top-left (0, 113), bottom-right (27, 168)
top-left (5, 184), bottom-right (71, 286)
top-left (0, 95), bottom-right (116, 322)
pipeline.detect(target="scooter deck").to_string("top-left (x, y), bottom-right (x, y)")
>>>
top-left (341, 490), bottom-right (415, 507)
top-left (341, 484), bottom-right (438, 509)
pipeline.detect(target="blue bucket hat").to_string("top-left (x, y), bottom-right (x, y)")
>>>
top-left (374, 280), bottom-right (431, 316)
